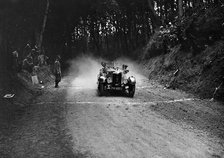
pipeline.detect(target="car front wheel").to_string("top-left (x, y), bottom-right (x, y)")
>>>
top-left (98, 83), bottom-right (105, 96)
top-left (128, 84), bottom-right (135, 98)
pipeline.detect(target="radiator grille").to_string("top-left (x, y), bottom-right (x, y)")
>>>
top-left (113, 73), bottom-right (122, 86)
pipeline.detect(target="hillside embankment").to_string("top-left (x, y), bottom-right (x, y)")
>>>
top-left (0, 66), bottom-right (54, 152)
top-left (141, 4), bottom-right (224, 101)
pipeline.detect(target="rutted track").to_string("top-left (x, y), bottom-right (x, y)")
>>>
top-left (3, 73), bottom-right (224, 158)
top-left (62, 75), bottom-right (224, 158)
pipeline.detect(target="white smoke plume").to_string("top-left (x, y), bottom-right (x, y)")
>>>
top-left (66, 55), bottom-right (103, 90)
top-left (65, 55), bottom-right (147, 99)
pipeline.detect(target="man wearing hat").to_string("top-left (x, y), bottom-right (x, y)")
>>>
top-left (54, 55), bottom-right (61, 88)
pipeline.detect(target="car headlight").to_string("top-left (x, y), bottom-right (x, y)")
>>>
top-left (107, 77), bottom-right (112, 83)
top-left (128, 76), bottom-right (136, 84)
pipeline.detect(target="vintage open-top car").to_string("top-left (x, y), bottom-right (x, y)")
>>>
top-left (97, 62), bottom-right (136, 97)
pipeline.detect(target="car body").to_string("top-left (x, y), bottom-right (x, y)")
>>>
top-left (97, 62), bottom-right (136, 97)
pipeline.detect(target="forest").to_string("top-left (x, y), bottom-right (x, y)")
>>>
top-left (0, 0), bottom-right (223, 66)
top-left (0, 1), bottom-right (224, 157)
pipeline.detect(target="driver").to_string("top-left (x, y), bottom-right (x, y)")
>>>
top-left (122, 64), bottom-right (128, 70)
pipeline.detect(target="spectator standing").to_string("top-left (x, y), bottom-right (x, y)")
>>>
top-left (54, 55), bottom-right (61, 88)
top-left (31, 49), bottom-right (39, 66)
top-left (38, 54), bottom-right (49, 66)
top-left (22, 54), bottom-right (34, 73)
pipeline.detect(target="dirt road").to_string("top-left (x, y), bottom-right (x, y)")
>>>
top-left (2, 70), bottom-right (224, 158)
top-left (63, 74), bottom-right (224, 158)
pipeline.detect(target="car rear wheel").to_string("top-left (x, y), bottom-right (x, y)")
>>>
top-left (128, 84), bottom-right (135, 98)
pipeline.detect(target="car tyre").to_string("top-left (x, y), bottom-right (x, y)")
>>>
top-left (98, 83), bottom-right (105, 96)
top-left (128, 84), bottom-right (135, 98)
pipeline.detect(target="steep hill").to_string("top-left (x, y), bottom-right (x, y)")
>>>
top-left (141, 4), bottom-right (224, 101)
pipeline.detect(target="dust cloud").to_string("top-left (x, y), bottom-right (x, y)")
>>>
top-left (66, 55), bottom-right (103, 90)
top-left (65, 55), bottom-right (147, 99)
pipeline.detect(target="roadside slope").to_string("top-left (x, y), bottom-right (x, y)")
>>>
top-left (140, 4), bottom-right (224, 101)
top-left (142, 41), bottom-right (224, 100)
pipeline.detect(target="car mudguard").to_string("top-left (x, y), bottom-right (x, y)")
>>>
top-left (98, 76), bottom-right (106, 83)
top-left (128, 76), bottom-right (136, 85)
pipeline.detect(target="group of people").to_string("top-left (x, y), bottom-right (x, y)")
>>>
top-left (11, 44), bottom-right (49, 74)
top-left (11, 44), bottom-right (62, 88)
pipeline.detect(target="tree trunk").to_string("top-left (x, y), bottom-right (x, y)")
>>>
top-left (38, 0), bottom-right (50, 50)
top-left (147, 0), bottom-right (161, 30)
top-left (178, 0), bottom-right (183, 19)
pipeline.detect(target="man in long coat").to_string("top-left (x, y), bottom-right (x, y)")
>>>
top-left (54, 55), bottom-right (61, 88)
